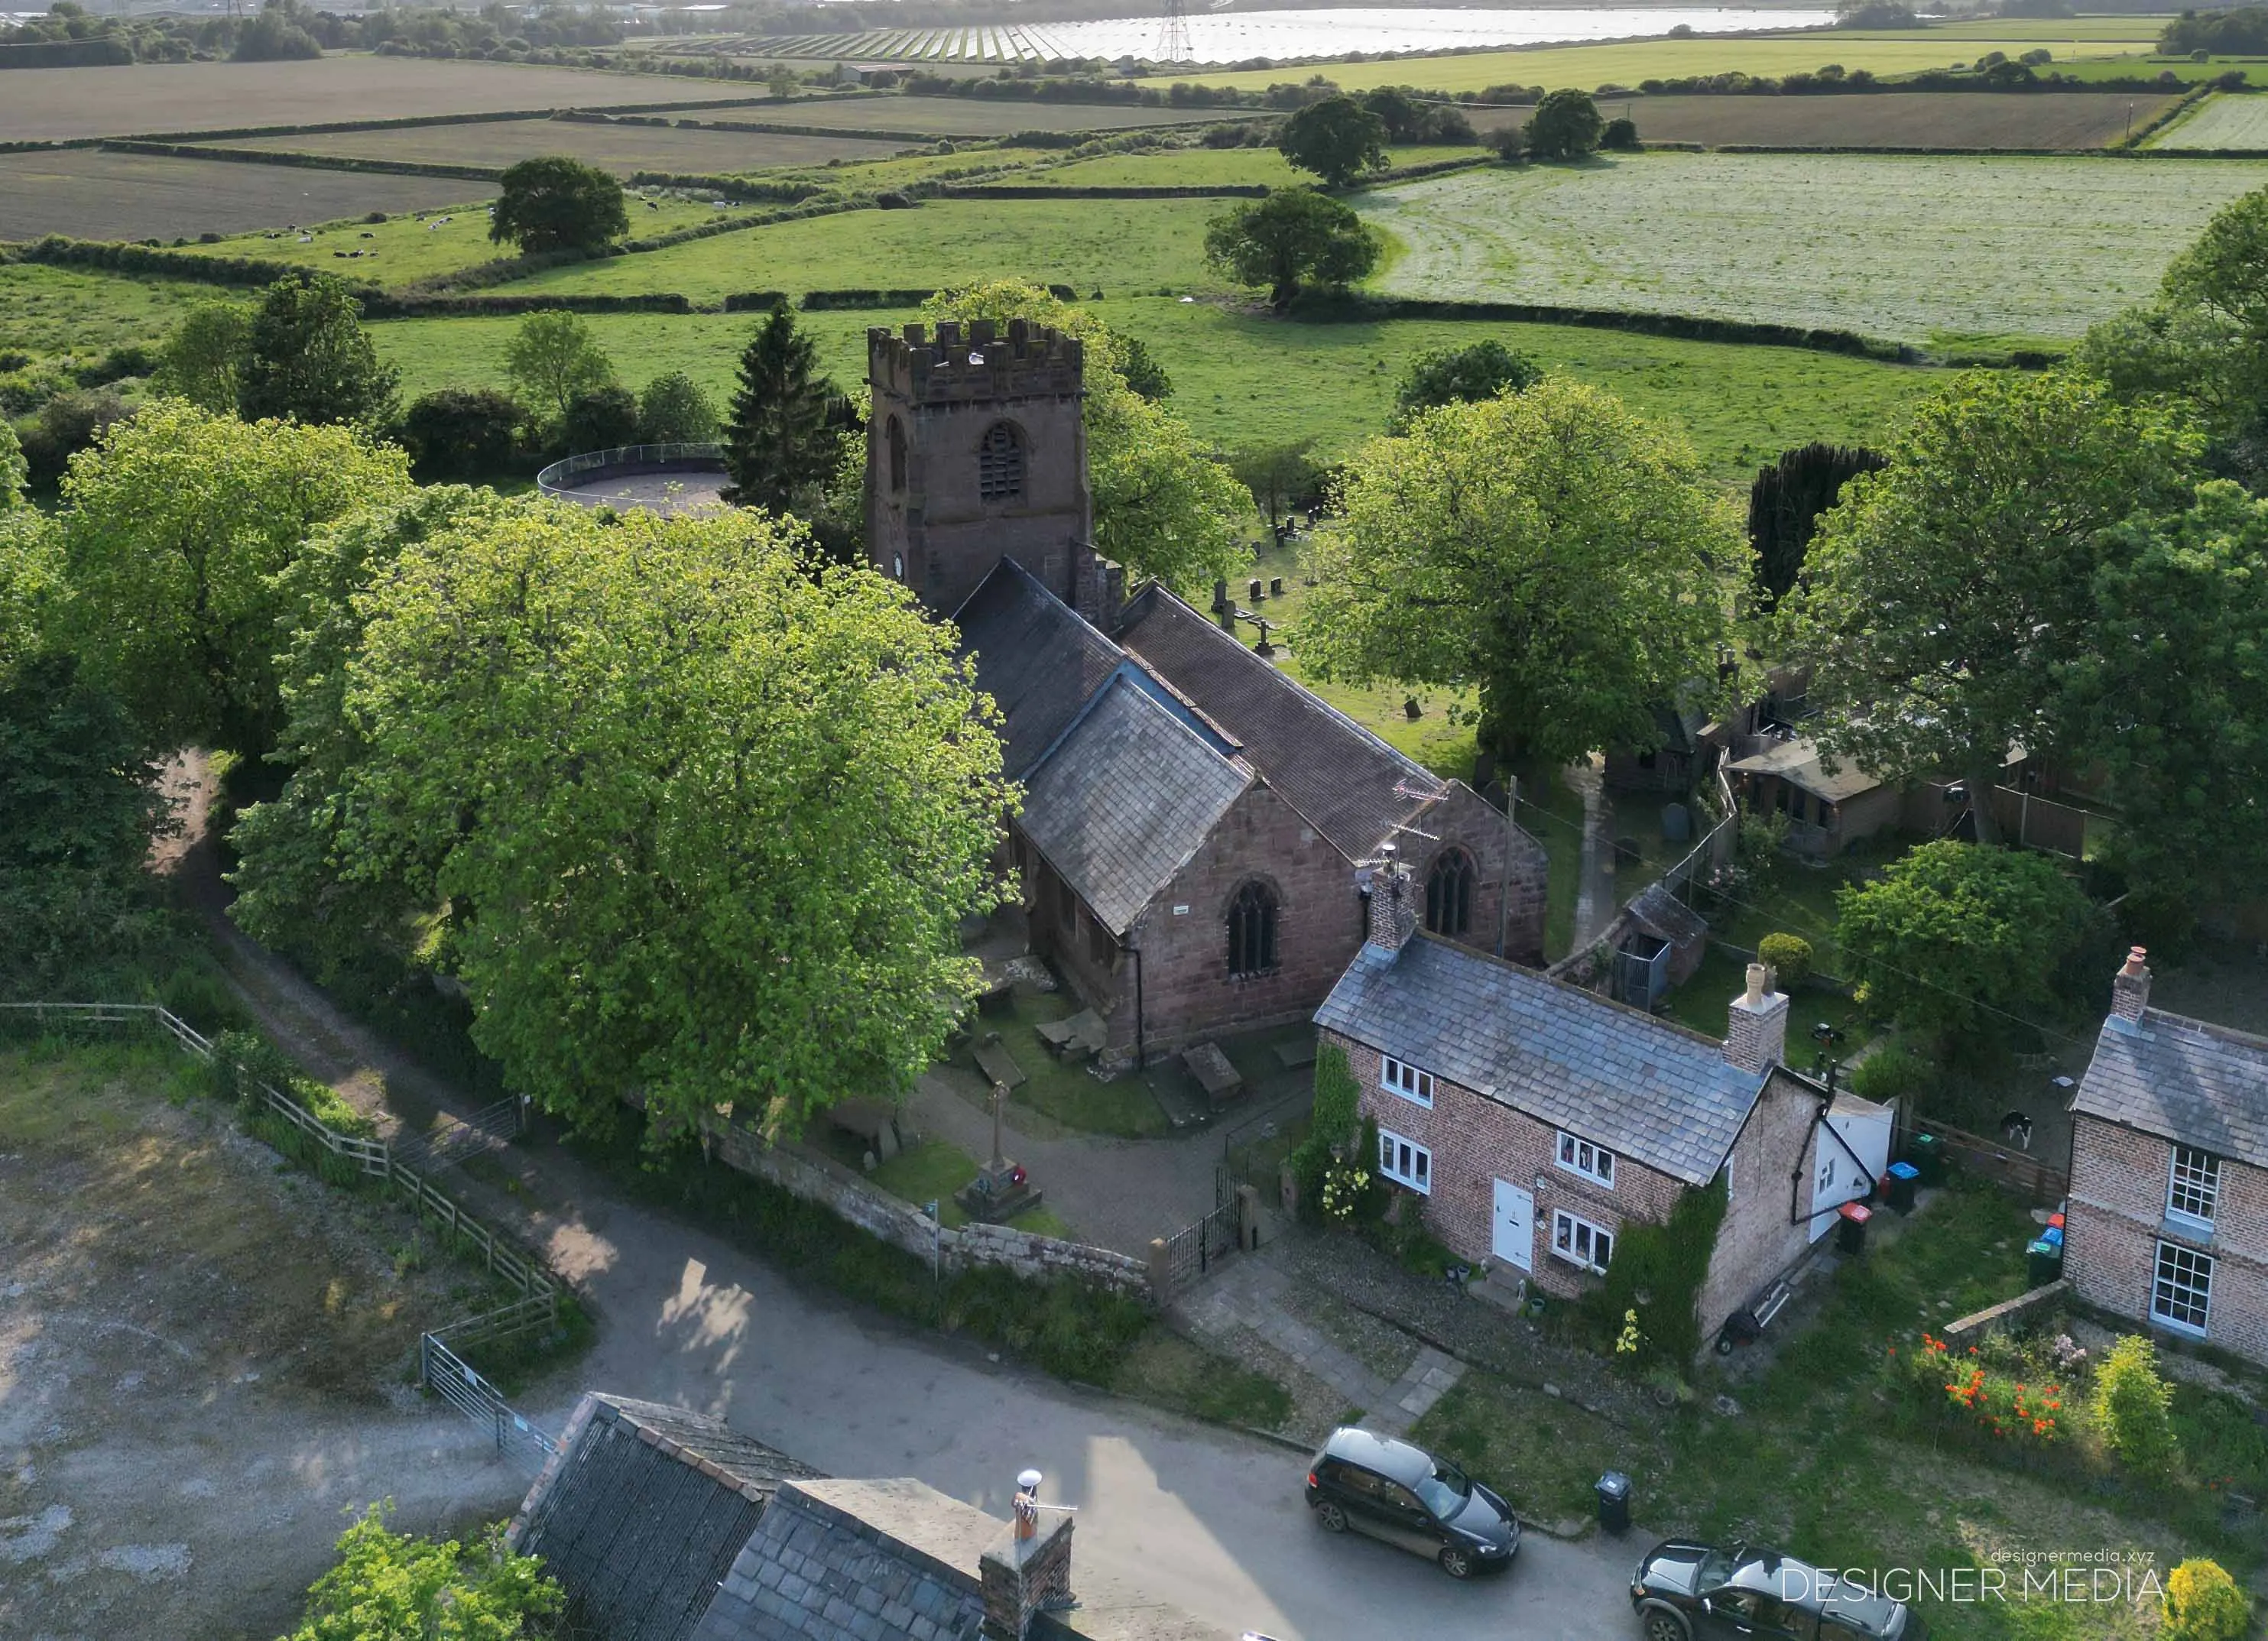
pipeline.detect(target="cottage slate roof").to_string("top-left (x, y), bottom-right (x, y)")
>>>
top-left (1019, 675), bottom-right (1251, 936)
top-left (953, 559), bottom-right (1125, 780)
top-left (2072, 1007), bottom-right (2268, 1169)
top-left (1724, 735), bottom-right (1880, 804)
top-left (1115, 584), bottom-right (1436, 860)
top-left (513, 1395), bottom-right (825, 1641)
top-left (1314, 935), bottom-right (1767, 1185)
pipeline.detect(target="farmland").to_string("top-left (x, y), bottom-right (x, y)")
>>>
top-left (0, 148), bottom-right (495, 242)
top-left (503, 194), bottom-right (1234, 302)
top-left (0, 261), bottom-right (250, 361)
top-left (368, 294), bottom-right (1943, 479)
top-left (985, 142), bottom-right (1477, 189)
top-left (664, 93), bottom-right (1232, 135)
top-left (2150, 92), bottom-right (2268, 151)
top-left (1355, 152), bottom-right (2268, 348)
top-left (211, 116), bottom-right (916, 176)
top-left (1531, 90), bottom-right (2179, 151)
top-left (0, 55), bottom-right (771, 143)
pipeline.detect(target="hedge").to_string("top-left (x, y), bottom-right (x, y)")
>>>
top-left (117, 92), bottom-right (797, 145)
top-left (801, 287), bottom-right (940, 310)
top-left (365, 290), bottom-right (693, 318)
top-left (722, 290), bottom-right (793, 311)
top-left (946, 183), bottom-right (1270, 199)
top-left (1287, 290), bottom-right (1915, 362)
top-left (7, 235), bottom-right (362, 294)
top-left (99, 138), bottom-right (504, 183)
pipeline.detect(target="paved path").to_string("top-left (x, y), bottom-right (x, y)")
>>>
top-left (1569, 759), bottom-right (1619, 952)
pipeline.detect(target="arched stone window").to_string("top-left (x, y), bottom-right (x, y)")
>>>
top-left (1426, 848), bottom-right (1475, 938)
top-left (977, 420), bottom-right (1026, 503)
top-left (1226, 880), bottom-right (1279, 978)
top-left (887, 416), bottom-right (907, 492)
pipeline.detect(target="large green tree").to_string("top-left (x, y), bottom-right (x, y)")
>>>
top-left (1204, 187), bottom-right (1382, 312)
top-left (238, 271), bottom-right (400, 430)
top-left (488, 154), bottom-right (629, 256)
top-left (922, 282), bottom-right (1250, 593)
top-left (1776, 370), bottom-right (2199, 843)
top-left (1836, 840), bottom-right (2094, 1043)
top-left (1524, 89), bottom-right (1606, 161)
top-left (1300, 377), bottom-right (1744, 767)
top-left (503, 309), bottom-right (616, 429)
top-left (1276, 95), bottom-right (1388, 186)
top-left (1389, 339), bottom-right (1541, 430)
top-left (721, 302), bottom-right (841, 514)
top-left (50, 401), bottom-right (412, 752)
top-left (242, 501), bottom-right (1012, 1140)
top-left (152, 298), bottom-right (252, 414)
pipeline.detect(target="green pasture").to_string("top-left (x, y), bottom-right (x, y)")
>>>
top-left (1354, 152), bottom-right (2268, 349)
top-left (0, 261), bottom-right (250, 362)
top-left (988, 143), bottom-right (1477, 190)
top-left (2149, 91), bottom-right (2268, 148)
top-left (496, 195), bottom-right (1234, 302)
top-left (773, 143), bottom-right (1069, 190)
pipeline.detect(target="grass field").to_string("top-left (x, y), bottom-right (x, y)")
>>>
top-left (985, 141), bottom-right (1475, 189)
top-left (2149, 91), bottom-right (2268, 150)
top-left (370, 293), bottom-right (1944, 478)
top-left (688, 93), bottom-right (1230, 136)
top-left (1356, 152), bottom-right (2268, 347)
top-left (165, 193), bottom-right (745, 286)
top-left (503, 195), bottom-right (1231, 300)
top-left (0, 261), bottom-right (250, 359)
top-left (1176, 25), bottom-right (2161, 96)
top-left (211, 115), bottom-right (916, 175)
top-left (0, 148), bottom-right (500, 242)
top-left (1549, 89), bottom-right (2178, 149)
top-left (0, 54), bottom-right (774, 144)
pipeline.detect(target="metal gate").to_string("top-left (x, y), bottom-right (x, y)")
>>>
top-left (395, 1095), bottom-right (526, 1171)
top-left (1160, 1198), bottom-right (1240, 1293)
top-left (420, 1333), bottom-right (557, 1467)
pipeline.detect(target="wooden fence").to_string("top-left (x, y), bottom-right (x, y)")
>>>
top-left (2, 1001), bottom-right (564, 1462)
top-left (1909, 1115), bottom-right (2069, 1207)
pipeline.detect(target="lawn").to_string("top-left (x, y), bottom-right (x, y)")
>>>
top-left (210, 116), bottom-right (914, 175)
top-left (811, 1131), bottom-right (1076, 1237)
top-left (2150, 90), bottom-right (2268, 150)
top-left (495, 195), bottom-right (1235, 301)
top-left (1559, 89), bottom-right (2177, 150)
top-left (169, 192), bottom-right (754, 287)
top-left (0, 261), bottom-right (252, 362)
top-left (1414, 1178), bottom-right (2237, 1641)
top-left (1174, 26), bottom-right (2161, 96)
top-left (1354, 152), bottom-right (2268, 349)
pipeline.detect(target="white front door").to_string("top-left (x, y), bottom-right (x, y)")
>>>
top-left (1492, 1179), bottom-right (1534, 1271)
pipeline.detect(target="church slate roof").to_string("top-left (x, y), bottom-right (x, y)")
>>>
top-left (2073, 1009), bottom-right (2268, 1170)
top-left (1114, 585), bottom-right (1436, 861)
top-left (1018, 675), bottom-right (1251, 936)
top-left (512, 1395), bottom-right (825, 1641)
top-left (952, 559), bottom-right (1124, 780)
top-left (1315, 935), bottom-right (1767, 1185)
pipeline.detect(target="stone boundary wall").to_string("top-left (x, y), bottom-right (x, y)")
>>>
top-left (697, 1111), bottom-right (1153, 1301)
top-left (1941, 1278), bottom-right (2070, 1344)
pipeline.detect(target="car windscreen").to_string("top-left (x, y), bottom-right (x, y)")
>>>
top-left (1413, 1461), bottom-right (1471, 1519)
top-left (1699, 1548), bottom-right (1740, 1588)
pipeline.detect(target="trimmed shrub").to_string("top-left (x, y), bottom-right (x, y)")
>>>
top-left (1849, 1044), bottom-right (1928, 1105)
top-left (1757, 932), bottom-right (1814, 989)
top-left (559, 384), bottom-right (641, 455)
top-left (401, 387), bottom-right (522, 482)
top-left (2091, 1334), bottom-right (2179, 1475)
top-left (2164, 1559), bottom-right (2250, 1641)
top-left (1601, 116), bottom-right (1640, 151)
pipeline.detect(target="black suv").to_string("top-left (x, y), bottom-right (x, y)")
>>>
top-left (1630, 1541), bottom-right (1929, 1641)
top-left (1303, 1427), bottom-right (1520, 1579)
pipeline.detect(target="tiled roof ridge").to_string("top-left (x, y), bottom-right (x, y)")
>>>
top-left (2142, 1006), bottom-right (2268, 1059)
top-left (771, 1479), bottom-right (987, 1588)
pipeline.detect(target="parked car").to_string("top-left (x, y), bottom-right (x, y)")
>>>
top-left (1630, 1541), bottom-right (1929, 1641)
top-left (1303, 1426), bottom-right (1520, 1579)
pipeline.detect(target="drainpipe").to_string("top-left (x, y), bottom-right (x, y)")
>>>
top-left (1128, 937), bottom-right (1146, 1070)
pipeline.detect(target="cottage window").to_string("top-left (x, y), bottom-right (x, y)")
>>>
top-left (1381, 1056), bottom-right (1434, 1109)
top-left (2152, 1240), bottom-right (2213, 1336)
top-left (1225, 880), bottom-right (1278, 978)
top-left (1424, 848), bottom-right (1475, 938)
top-left (1550, 1209), bottom-right (1614, 1276)
top-left (1378, 1127), bottom-right (1431, 1195)
top-left (2168, 1146), bottom-right (2219, 1227)
top-left (977, 421), bottom-right (1025, 502)
top-left (1556, 1132), bottom-right (1615, 1189)
top-left (887, 416), bottom-right (907, 493)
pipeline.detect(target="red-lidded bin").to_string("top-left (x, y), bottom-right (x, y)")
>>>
top-left (1836, 1199), bottom-right (1873, 1256)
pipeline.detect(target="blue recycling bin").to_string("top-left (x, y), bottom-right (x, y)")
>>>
top-left (1886, 1160), bottom-right (1920, 1214)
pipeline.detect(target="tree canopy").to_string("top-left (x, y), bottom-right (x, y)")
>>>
top-left (235, 499), bottom-right (1011, 1141)
top-left (721, 302), bottom-right (842, 514)
top-left (284, 1504), bottom-right (560, 1641)
top-left (238, 271), bottom-right (400, 430)
top-left (488, 154), bottom-right (629, 256)
top-left (1389, 339), bottom-right (1541, 430)
top-left (638, 370), bottom-right (720, 443)
top-left (49, 400), bottom-right (412, 753)
top-left (922, 282), bottom-right (1251, 593)
top-left (152, 298), bottom-right (251, 414)
top-left (1300, 377), bottom-right (1744, 767)
top-left (1524, 89), bottom-right (1606, 161)
top-left (1775, 370), bottom-right (2201, 844)
top-left (1745, 442), bottom-right (1886, 609)
top-left (504, 308), bottom-right (616, 427)
top-left (0, 419), bottom-right (23, 509)
top-left (1204, 187), bottom-right (1382, 312)
top-left (1276, 95), bottom-right (1388, 186)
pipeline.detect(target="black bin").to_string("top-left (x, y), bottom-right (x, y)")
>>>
top-left (1595, 1471), bottom-right (1631, 1536)
top-left (1835, 1201), bottom-right (1872, 1256)
top-left (1887, 1161), bottom-right (1919, 1214)
top-left (2027, 1237), bottom-right (2064, 1287)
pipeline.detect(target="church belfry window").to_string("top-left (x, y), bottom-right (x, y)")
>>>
top-left (1226, 880), bottom-right (1279, 978)
top-left (978, 421), bottom-right (1025, 502)
top-left (887, 416), bottom-right (907, 493)
top-left (1426, 848), bottom-right (1475, 937)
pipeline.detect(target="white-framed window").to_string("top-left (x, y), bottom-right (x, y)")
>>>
top-left (1377, 1127), bottom-right (1431, 1195)
top-left (2168, 1146), bottom-right (2220, 1228)
top-left (2152, 1240), bottom-right (2214, 1337)
top-left (1550, 1209), bottom-right (1614, 1276)
top-left (1381, 1056), bottom-right (1435, 1109)
top-left (1556, 1131), bottom-right (1614, 1189)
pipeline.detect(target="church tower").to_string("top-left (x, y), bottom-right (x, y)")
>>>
top-left (866, 319), bottom-right (1098, 620)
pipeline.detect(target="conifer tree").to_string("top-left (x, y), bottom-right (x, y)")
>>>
top-left (721, 303), bottom-right (840, 515)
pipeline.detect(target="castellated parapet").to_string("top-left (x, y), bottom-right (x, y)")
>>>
top-left (867, 319), bottom-right (1085, 408)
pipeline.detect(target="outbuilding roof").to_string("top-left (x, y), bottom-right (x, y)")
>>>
top-left (2072, 1008), bottom-right (2268, 1169)
top-left (1315, 935), bottom-right (1767, 1185)
top-left (511, 1395), bottom-right (824, 1641)
top-left (1724, 735), bottom-right (1881, 805)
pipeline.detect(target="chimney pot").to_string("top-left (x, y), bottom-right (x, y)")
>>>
top-left (1744, 962), bottom-right (1767, 1007)
top-left (2111, 946), bottom-right (2151, 1024)
top-left (1725, 965), bottom-right (1789, 1075)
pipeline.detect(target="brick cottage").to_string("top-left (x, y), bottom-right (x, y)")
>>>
top-left (2065, 949), bottom-right (2268, 1364)
top-left (1316, 861), bottom-right (1892, 1352)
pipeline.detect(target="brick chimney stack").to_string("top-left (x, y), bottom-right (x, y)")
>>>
top-left (980, 1469), bottom-right (1074, 1639)
top-left (2110, 946), bottom-right (2151, 1026)
top-left (1725, 961), bottom-right (1790, 1075)
top-left (1365, 843), bottom-right (1418, 952)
